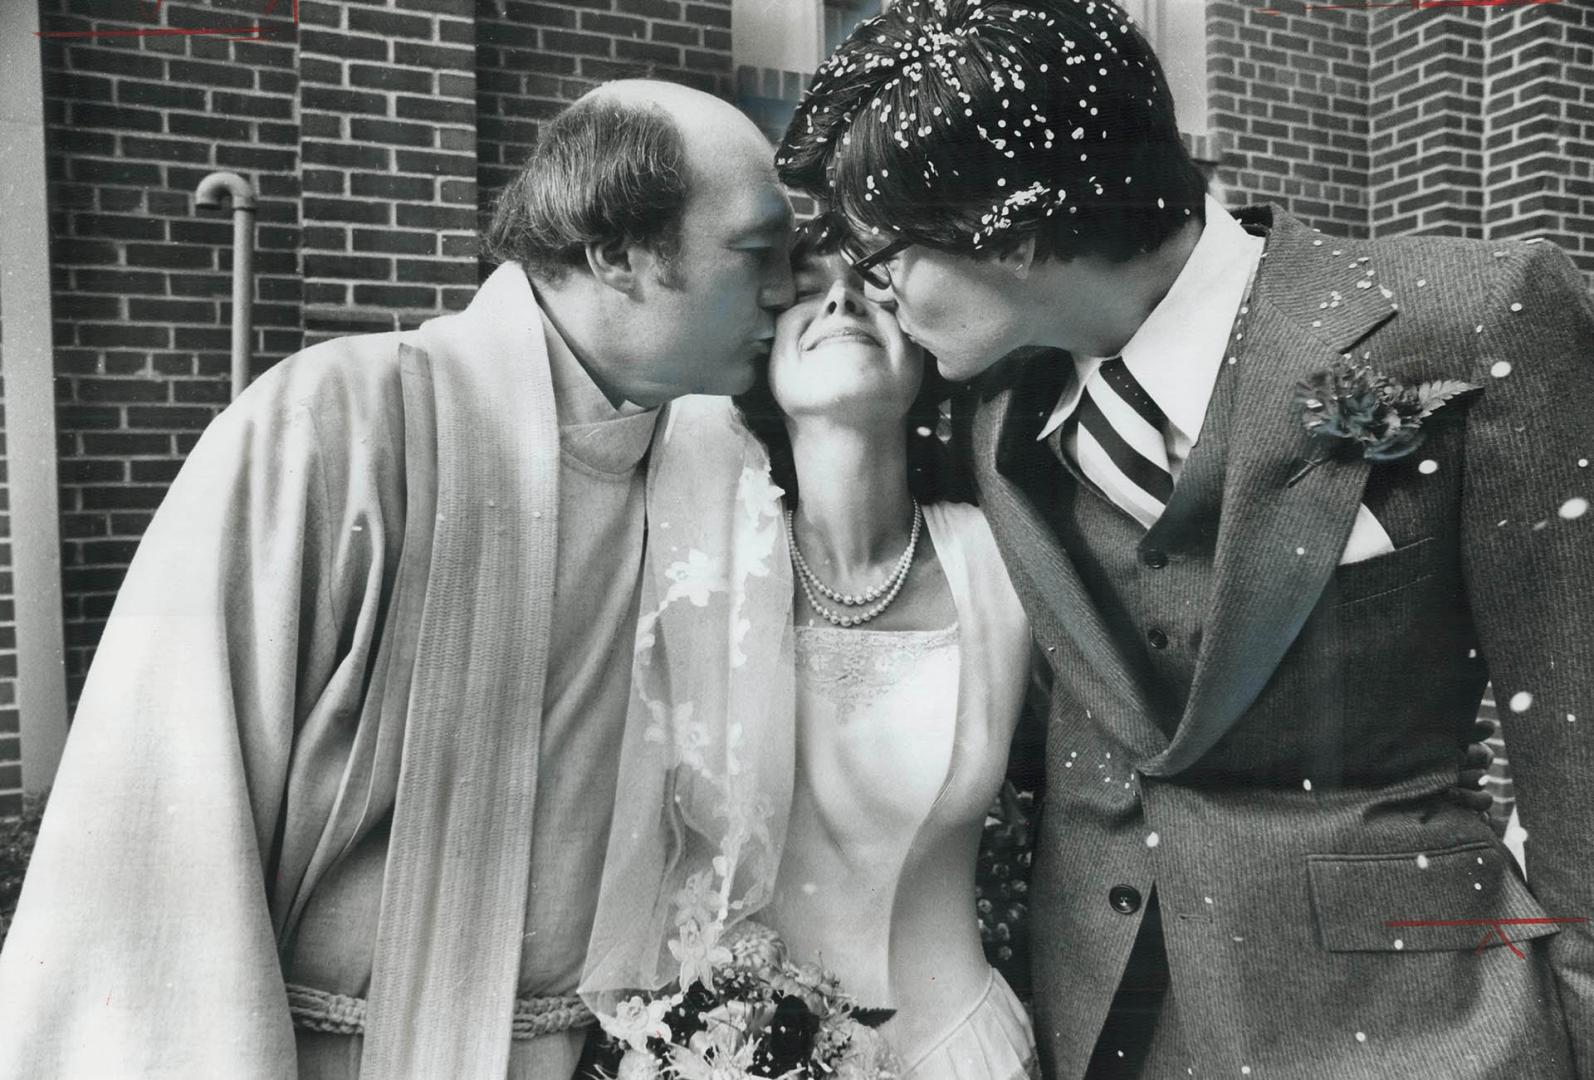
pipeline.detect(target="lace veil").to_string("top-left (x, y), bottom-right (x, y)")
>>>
top-left (580, 394), bottom-right (796, 1014)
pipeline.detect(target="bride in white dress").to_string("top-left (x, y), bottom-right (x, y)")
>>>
top-left (581, 222), bottom-right (1038, 1080)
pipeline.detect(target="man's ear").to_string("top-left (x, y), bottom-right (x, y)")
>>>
top-left (994, 236), bottom-right (1038, 280)
top-left (585, 237), bottom-right (649, 297)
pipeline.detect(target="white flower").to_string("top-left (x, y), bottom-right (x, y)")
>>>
top-left (835, 1020), bottom-right (902, 1080)
top-left (670, 1037), bottom-right (758, 1080)
top-left (740, 466), bottom-right (784, 521)
top-left (665, 549), bottom-right (727, 607)
top-left (669, 918), bottom-right (733, 992)
top-left (674, 869), bottom-right (724, 931)
top-left (723, 919), bottom-right (788, 973)
top-left (666, 1019), bottom-right (752, 1076)
top-left (644, 701), bottom-right (711, 772)
top-left (616, 1048), bottom-right (661, 1080)
top-left (600, 996), bottom-right (673, 1054)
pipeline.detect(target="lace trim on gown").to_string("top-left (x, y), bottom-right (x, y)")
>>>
top-left (899, 968), bottom-right (1039, 1080)
top-left (794, 624), bottom-right (959, 720)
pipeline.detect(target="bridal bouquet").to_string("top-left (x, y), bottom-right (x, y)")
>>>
top-left (595, 915), bottom-right (899, 1080)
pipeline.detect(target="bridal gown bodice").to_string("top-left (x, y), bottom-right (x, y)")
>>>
top-left (772, 623), bottom-right (965, 1008)
top-left (764, 502), bottom-right (1038, 1080)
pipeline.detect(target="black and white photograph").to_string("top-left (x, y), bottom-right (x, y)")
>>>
top-left (0, 0), bottom-right (1590, 1076)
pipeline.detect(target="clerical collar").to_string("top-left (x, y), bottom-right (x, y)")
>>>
top-left (540, 309), bottom-right (655, 429)
top-left (541, 309), bottom-right (658, 475)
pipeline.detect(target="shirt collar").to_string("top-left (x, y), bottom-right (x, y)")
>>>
top-left (1038, 196), bottom-right (1264, 443)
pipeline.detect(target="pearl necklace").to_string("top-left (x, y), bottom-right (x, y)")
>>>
top-left (786, 501), bottom-right (922, 628)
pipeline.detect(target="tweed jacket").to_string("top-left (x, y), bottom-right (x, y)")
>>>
top-left (970, 206), bottom-right (1594, 1078)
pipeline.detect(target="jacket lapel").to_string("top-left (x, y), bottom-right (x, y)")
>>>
top-left (1140, 210), bottom-right (1400, 777)
top-left (972, 356), bottom-right (1165, 760)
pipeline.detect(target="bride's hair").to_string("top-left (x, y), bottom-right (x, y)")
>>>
top-left (733, 217), bottom-right (970, 509)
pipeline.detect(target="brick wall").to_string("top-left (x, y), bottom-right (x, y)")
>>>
top-left (299, 0), bottom-right (479, 342)
top-left (1207, 0), bottom-right (1594, 288)
top-left (40, 0), bottom-right (302, 701)
top-left (1206, 2), bottom-right (1371, 238)
top-left (475, 0), bottom-right (734, 217)
top-left (1368, 8), bottom-right (1485, 238)
top-left (1484, 0), bottom-right (1594, 273)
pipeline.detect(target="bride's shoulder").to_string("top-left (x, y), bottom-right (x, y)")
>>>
top-left (924, 499), bottom-right (999, 549)
top-left (926, 500), bottom-right (1026, 618)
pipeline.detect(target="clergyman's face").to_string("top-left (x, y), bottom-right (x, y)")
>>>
top-left (768, 249), bottom-right (925, 425)
top-left (638, 145), bottom-right (796, 399)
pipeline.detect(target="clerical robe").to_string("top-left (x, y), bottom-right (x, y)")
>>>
top-left (0, 263), bottom-right (657, 1079)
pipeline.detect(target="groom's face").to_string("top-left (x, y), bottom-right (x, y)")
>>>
top-left (857, 236), bottom-right (1034, 383)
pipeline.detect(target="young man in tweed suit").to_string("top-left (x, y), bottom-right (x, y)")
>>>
top-left (778, 0), bottom-right (1593, 1075)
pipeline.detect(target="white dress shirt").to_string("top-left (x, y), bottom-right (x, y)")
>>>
top-left (1038, 196), bottom-right (1392, 564)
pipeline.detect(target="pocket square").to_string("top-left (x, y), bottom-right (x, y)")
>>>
top-left (1339, 504), bottom-right (1395, 566)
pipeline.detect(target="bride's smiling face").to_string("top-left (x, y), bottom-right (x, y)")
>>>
top-left (767, 248), bottom-right (926, 424)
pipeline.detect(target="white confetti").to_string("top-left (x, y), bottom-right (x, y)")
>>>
top-left (1418, 460), bottom-right (1439, 475)
top-left (1510, 302), bottom-right (1524, 312)
top-left (1416, 854), bottom-right (1431, 869)
top-left (1394, 939), bottom-right (1405, 950)
top-left (1490, 361), bottom-right (1512, 378)
top-left (1559, 498), bottom-right (1588, 520)
top-left (1302, 779), bottom-right (1313, 791)
top-left (1146, 832), bottom-right (1160, 848)
top-left (1356, 1032), bottom-right (1367, 1043)
top-left (1509, 691), bottom-right (1534, 713)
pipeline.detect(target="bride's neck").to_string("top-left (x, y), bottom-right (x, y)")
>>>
top-left (787, 417), bottom-right (914, 572)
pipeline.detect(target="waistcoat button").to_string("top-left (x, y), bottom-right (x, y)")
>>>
top-left (1147, 627), bottom-right (1169, 650)
top-left (1109, 885), bottom-right (1142, 914)
top-left (1141, 548), bottom-right (1169, 569)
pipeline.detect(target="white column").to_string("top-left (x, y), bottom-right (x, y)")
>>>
top-left (732, 0), bottom-right (823, 75)
top-left (0, 2), bottom-right (70, 794)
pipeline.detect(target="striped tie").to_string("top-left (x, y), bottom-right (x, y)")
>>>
top-left (1066, 358), bottom-right (1174, 528)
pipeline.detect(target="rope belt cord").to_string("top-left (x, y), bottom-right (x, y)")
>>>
top-left (285, 983), bottom-right (595, 1040)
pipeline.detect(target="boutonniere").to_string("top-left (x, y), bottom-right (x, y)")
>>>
top-left (1287, 359), bottom-right (1480, 486)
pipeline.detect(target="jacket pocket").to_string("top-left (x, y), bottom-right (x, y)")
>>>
top-left (1329, 535), bottom-right (1435, 606)
top-left (1306, 841), bottom-right (1561, 952)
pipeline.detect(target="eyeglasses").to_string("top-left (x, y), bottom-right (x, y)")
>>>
top-left (840, 235), bottom-right (912, 291)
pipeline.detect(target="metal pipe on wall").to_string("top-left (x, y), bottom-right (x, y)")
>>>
top-left (194, 172), bottom-right (258, 402)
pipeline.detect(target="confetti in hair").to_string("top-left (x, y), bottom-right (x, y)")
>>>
top-left (777, 0), bottom-right (1209, 263)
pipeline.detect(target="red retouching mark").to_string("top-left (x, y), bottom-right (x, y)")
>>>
top-left (1382, 917), bottom-right (1589, 959)
top-left (36, 0), bottom-right (297, 42)
top-left (1266, 0), bottom-right (1561, 12)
